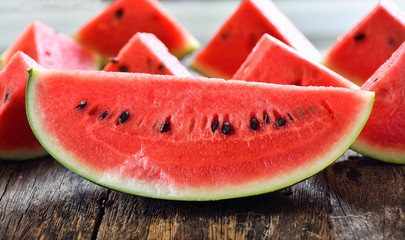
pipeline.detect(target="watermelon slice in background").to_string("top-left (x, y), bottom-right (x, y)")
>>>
top-left (74, 0), bottom-right (200, 60)
top-left (233, 34), bottom-right (358, 89)
top-left (0, 52), bottom-right (47, 160)
top-left (103, 32), bottom-right (191, 77)
top-left (0, 21), bottom-right (98, 71)
top-left (26, 69), bottom-right (374, 200)
top-left (322, 0), bottom-right (405, 86)
top-left (351, 41), bottom-right (405, 164)
top-left (190, 0), bottom-right (320, 79)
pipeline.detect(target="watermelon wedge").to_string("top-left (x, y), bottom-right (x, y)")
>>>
top-left (74, 0), bottom-right (200, 59)
top-left (352, 41), bottom-right (405, 164)
top-left (1, 21), bottom-right (97, 71)
top-left (0, 52), bottom-right (47, 160)
top-left (103, 32), bottom-right (191, 77)
top-left (233, 34), bottom-right (358, 89)
top-left (26, 69), bottom-right (374, 200)
top-left (190, 0), bottom-right (320, 79)
top-left (322, 0), bottom-right (405, 86)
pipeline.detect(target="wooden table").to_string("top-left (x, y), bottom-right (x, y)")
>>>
top-left (0, 150), bottom-right (403, 239)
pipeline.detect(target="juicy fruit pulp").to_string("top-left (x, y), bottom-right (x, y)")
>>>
top-left (1, 21), bottom-right (97, 71)
top-left (233, 34), bottom-right (357, 89)
top-left (103, 32), bottom-right (191, 76)
top-left (352, 41), bottom-right (405, 164)
top-left (26, 68), bottom-right (374, 200)
top-left (190, 0), bottom-right (320, 79)
top-left (75, 0), bottom-right (200, 59)
top-left (322, 0), bottom-right (405, 86)
top-left (0, 52), bottom-right (47, 160)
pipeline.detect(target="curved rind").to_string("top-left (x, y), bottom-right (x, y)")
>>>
top-left (26, 68), bottom-right (375, 200)
top-left (351, 137), bottom-right (405, 165)
top-left (0, 148), bottom-right (48, 161)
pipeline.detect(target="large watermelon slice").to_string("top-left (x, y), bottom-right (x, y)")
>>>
top-left (190, 0), bottom-right (320, 79)
top-left (352, 41), bottom-right (405, 164)
top-left (1, 21), bottom-right (97, 70)
top-left (322, 0), bottom-right (405, 86)
top-left (233, 34), bottom-right (357, 89)
top-left (26, 69), bottom-right (374, 200)
top-left (74, 0), bottom-right (200, 59)
top-left (0, 52), bottom-right (47, 160)
top-left (103, 32), bottom-right (191, 77)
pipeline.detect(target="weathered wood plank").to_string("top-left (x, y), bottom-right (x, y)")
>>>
top-left (96, 150), bottom-right (404, 240)
top-left (0, 157), bottom-right (106, 240)
top-left (0, 150), bottom-right (403, 239)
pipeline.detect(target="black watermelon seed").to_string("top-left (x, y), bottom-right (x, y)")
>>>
top-left (221, 33), bottom-right (229, 39)
top-left (160, 121), bottom-right (170, 133)
top-left (354, 33), bottom-right (365, 41)
top-left (100, 111), bottom-right (108, 120)
top-left (76, 101), bottom-right (87, 109)
top-left (115, 9), bottom-right (124, 19)
top-left (211, 120), bottom-right (219, 132)
top-left (373, 77), bottom-right (379, 83)
top-left (278, 118), bottom-right (286, 127)
top-left (158, 64), bottom-right (165, 71)
top-left (388, 38), bottom-right (395, 46)
top-left (222, 122), bottom-right (232, 135)
top-left (288, 113), bottom-right (294, 121)
top-left (298, 110), bottom-right (304, 118)
top-left (109, 57), bottom-right (118, 63)
top-left (119, 66), bottom-right (128, 72)
top-left (118, 111), bottom-right (130, 124)
top-left (250, 117), bottom-right (259, 130)
top-left (263, 114), bottom-right (270, 124)
top-left (4, 92), bottom-right (10, 102)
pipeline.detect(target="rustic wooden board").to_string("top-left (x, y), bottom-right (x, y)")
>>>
top-left (1, 150), bottom-right (403, 239)
top-left (0, 157), bottom-right (107, 239)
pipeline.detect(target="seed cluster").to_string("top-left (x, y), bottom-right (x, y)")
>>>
top-left (74, 101), bottom-right (296, 136)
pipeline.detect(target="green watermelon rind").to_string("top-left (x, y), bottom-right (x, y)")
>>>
top-left (0, 148), bottom-right (48, 161)
top-left (26, 68), bottom-right (375, 200)
top-left (351, 141), bottom-right (405, 164)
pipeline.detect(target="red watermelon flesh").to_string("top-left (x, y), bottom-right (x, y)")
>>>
top-left (0, 52), bottom-right (47, 160)
top-left (352, 41), bottom-right (405, 164)
top-left (103, 32), bottom-right (191, 77)
top-left (74, 0), bottom-right (200, 59)
top-left (233, 34), bottom-right (358, 89)
top-left (190, 0), bottom-right (320, 79)
top-left (1, 21), bottom-right (97, 71)
top-left (322, 0), bottom-right (405, 86)
top-left (26, 69), bottom-right (374, 200)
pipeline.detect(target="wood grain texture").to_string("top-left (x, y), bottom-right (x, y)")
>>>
top-left (0, 150), bottom-right (404, 240)
top-left (0, 157), bottom-right (107, 240)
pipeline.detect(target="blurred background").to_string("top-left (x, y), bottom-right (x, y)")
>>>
top-left (0, 0), bottom-right (405, 54)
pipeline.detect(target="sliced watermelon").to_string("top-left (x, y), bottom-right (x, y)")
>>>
top-left (26, 69), bottom-right (374, 200)
top-left (1, 21), bottom-right (97, 70)
top-left (322, 0), bottom-right (405, 86)
top-left (103, 32), bottom-right (191, 77)
top-left (0, 52), bottom-right (47, 160)
top-left (190, 0), bottom-right (320, 79)
top-left (74, 0), bottom-right (200, 59)
top-left (233, 34), bottom-right (357, 89)
top-left (352, 41), bottom-right (405, 164)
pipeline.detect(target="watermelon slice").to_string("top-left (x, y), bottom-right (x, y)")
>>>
top-left (190, 0), bottom-right (320, 79)
top-left (351, 41), bottom-right (405, 164)
top-left (74, 0), bottom-right (200, 59)
top-left (0, 52), bottom-right (47, 160)
top-left (322, 0), bottom-right (405, 86)
top-left (26, 69), bottom-right (374, 200)
top-left (103, 32), bottom-right (191, 77)
top-left (1, 21), bottom-right (97, 71)
top-left (233, 34), bottom-right (358, 89)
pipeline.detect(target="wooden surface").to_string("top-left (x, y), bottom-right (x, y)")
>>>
top-left (0, 150), bottom-right (404, 239)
